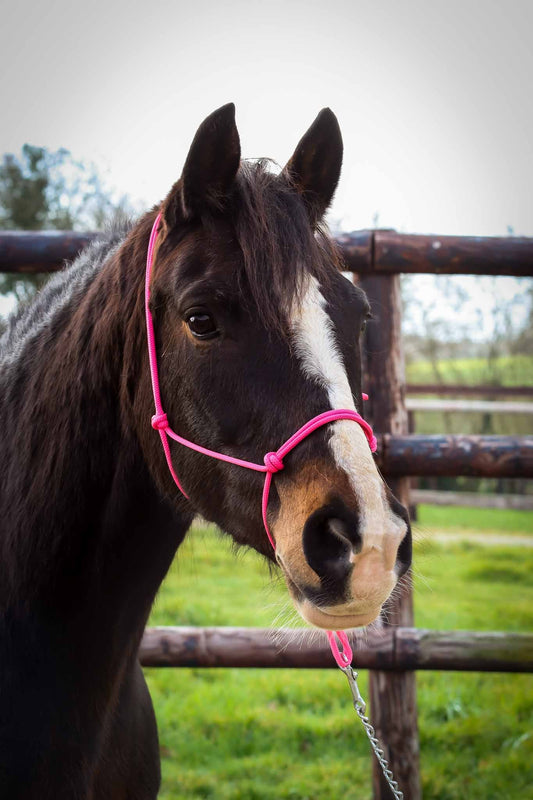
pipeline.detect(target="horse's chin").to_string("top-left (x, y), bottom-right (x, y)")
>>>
top-left (295, 599), bottom-right (382, 630)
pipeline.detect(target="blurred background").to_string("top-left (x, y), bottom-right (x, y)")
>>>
top-left (1, 2), bottom-right (531, 798)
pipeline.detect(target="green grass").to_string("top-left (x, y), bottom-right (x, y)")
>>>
top-left (406, 352), bottom-right (533, 438)
top-left (145, 513), bottom-right (533, 800)
top-left (416, 504), bottom-right (533, 536)
top-left (406, 353), bottom-right (533, 388)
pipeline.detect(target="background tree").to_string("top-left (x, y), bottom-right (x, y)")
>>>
top-left (0, 144), bottom-right (135, 305)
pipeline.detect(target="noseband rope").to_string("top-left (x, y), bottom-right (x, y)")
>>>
top-left (145, 211), bottom-right (403, 799)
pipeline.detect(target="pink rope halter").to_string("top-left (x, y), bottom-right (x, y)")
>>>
top-left (145, 212), bottom-right (378, 667)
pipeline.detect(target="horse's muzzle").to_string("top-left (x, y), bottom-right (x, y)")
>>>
top-left (276, 496), bottom-right (412, 630)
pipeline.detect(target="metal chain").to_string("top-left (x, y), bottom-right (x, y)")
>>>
top-left (340, 665), bottom-right (404, 800)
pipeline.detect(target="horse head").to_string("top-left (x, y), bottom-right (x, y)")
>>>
top-left (143, 103), bottom-right (411, 630)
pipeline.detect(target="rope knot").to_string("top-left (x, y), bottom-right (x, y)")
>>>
top-left (151, 412), bottom-right (169, 431)
top-left (264, 451), bottom-right (284, 473)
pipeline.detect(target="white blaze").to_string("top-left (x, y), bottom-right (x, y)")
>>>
top-left (291, 277), bottom-right (405, 554)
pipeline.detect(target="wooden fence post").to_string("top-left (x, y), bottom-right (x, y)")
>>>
top-left (358, 272), bottom-right (421, 800)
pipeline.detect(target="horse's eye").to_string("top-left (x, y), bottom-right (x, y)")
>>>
top-left (361, 319), bottom-right (367, 334)
top-left (186, 311), bottom-right (219, 339)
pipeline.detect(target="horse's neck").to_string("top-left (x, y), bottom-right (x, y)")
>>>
top-left (0, 225), bottom-right (191, 648)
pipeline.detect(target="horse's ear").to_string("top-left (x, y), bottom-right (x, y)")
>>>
top-left (163, 103), bottom-right (241, 227)
top-left (283, 108), bottom-right (343, 224)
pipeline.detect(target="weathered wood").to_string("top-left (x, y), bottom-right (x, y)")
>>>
top-left (358, 273), bottom-right (420, 800)
top-left (407, 383), bottom-right (533, 398)
top-left (335, 229), bottom-right (374, 273)
top-left (396, 629), bottom-right (533, 672)
top-left (411, 489), bottom-right (533, 511)
top-left (0, 231), bottom-right (98, 273)
top-left (139, 627), bottom-right (533, 673)
top-left (2, 230), bottom-right (533, 276)
top-left (378, 434), bottom-right (533, 478)
top-left (372, 231), bottom-right (533, 276)
top-left (406, 398), bottom-right (533, 415)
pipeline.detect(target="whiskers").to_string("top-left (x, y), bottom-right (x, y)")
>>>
top-left (409, 563), bottom-right (433, 594)
top-left (269, 602), bottom-right (306, 653)
top-left (269, 601), bottom-right (301, 630)
top-left (409, 520), bottom-right (442, 595)
top-left (379, 570), bottom-right (416, 627)
top-left (266, 595), bottom-right (334, 655)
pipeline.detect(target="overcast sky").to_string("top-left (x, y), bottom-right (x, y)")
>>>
top-left (1, 0), bottom-right (532, 337)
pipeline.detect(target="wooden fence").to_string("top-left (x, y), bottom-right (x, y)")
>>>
top-left (139, 626), bottom-right (533, 672)
top-left (406, 383), bottom-right (533, 398)
top-left (1, 229), bottom-right (532, 800)
top-left (406, 395), bottom-right (533, 513)
top-left (410, 488), bottom-right (533, 511)
top-left (1, 229), bottom-right (533, 276)
top-left (406, 397), bottom-right (533, 415)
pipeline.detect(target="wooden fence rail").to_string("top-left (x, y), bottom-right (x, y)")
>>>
top-left (411, 489), bottom-right (533, 511)
top-left (0, 231), bottom-right (96, 273)
top-left (407, 384), bottom-right (533, 398)
top-left (406, 398), bottom-right (533, 414)
top-left (140, 626), bottom-right (533, 673)
top-left (1, 229), bottom-right (533, 276)
top-left (377, 434), bottom-right (533, 478)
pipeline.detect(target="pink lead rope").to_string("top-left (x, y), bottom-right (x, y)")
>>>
top-left (145, 211), bottom-right (378, 669)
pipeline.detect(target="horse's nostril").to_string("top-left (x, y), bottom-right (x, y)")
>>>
top-left (327, 517), bottom-right (355, 547)
top-left (303, 502), bottom-right (361, 582)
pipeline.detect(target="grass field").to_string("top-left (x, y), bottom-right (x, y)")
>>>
top-left (416, 504), bottom-right (533, 537)
top-left (405, 353), bottom-right (533, 438)
top-left (145, 507), bottom-right (533, 800)
top-left (406, 354), bottom-right (533, 388)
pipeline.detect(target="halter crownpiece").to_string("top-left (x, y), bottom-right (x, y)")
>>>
top-left (145, 211), bottom-right (377, 668)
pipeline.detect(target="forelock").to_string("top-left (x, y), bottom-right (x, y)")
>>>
top-left (230, 160), bottom-right (342, 332)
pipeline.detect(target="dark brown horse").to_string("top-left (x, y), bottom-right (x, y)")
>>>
top-left (0, 104), bottom-right (411, 798)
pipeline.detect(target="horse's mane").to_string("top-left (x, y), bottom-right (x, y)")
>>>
top-left (230, 160), bottom-right (341, 330)
top-left (0, 219), bottom-right (133, 366)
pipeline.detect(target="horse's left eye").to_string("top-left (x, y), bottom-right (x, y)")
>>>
top-left (186, 312), bottom-right (219, 339)
top-left (361, 320), bottom-right (367, 334)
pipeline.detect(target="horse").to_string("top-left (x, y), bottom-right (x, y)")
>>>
top-left (0, 103), bottom-right (411, 799)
